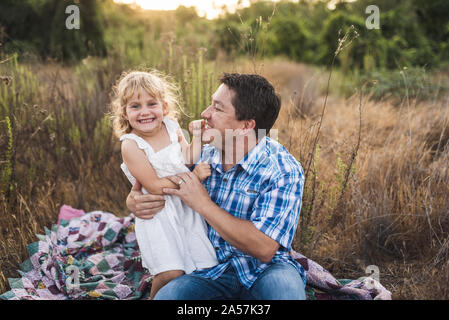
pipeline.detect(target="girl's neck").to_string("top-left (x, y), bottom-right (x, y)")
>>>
top-left (131, 121), bottom-right (172, 153)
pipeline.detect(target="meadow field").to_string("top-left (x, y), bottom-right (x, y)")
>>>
top-left (1, 0), bottom-right (448, 299)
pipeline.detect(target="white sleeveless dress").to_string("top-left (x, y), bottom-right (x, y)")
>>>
top-left (120, 117), bottom-right (217, 275)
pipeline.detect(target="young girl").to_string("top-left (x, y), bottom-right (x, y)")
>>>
top-left (110, 70), bottom-right (217, 299)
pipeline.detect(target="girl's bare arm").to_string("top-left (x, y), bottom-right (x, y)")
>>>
top-left (121, 139), bottom-right (179, 195)
top-left (178, 131), bottom-right (202, 167)
top-left (178, 120), bottom-right (205, 167)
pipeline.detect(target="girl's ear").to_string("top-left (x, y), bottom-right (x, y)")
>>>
top-left (123, 105), bottom-right (129, 121)
top-left (162, 101), bottom-right (169, 116)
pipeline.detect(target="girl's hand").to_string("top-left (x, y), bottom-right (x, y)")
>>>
top-left (189, 119), bottom-right (214, 144)
top-left (188, 119), bottom-right (205, 138)
top-left (193, 162), bottom-right (211, 181)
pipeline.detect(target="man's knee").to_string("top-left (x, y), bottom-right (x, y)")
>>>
top-left (250, 263), bottom-right (306, 300)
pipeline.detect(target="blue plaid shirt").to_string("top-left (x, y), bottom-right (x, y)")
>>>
top-left (192, 136), bottom-right (306, 289)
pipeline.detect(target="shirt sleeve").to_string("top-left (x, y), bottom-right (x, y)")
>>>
top-left (250, 169), bottom-right (305, 250)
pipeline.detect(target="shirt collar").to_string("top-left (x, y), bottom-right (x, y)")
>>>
top-left (208, 136), bottom-right (269, 175)
top-left (238, 135), bottom-right (268, 175)
top-left (208, 147), bottom-right (222, 172)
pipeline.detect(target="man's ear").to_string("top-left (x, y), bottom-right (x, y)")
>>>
top-left (245, 119), bottom-right (256, 130)
top-left (239, 119), bottom-right (256, 135)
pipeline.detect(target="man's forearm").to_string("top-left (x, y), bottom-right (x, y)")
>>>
top-left (199, 200), bottom-right (279, 263)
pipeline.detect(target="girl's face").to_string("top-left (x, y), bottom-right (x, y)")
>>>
top-left (124, 88), bottom-right (166, 136)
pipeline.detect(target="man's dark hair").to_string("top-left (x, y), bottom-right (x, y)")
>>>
top-left (219, 73), bottom-right (281, 138)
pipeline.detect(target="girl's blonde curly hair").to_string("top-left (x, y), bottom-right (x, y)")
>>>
top-left (110, 69), bottom-right (181, 138)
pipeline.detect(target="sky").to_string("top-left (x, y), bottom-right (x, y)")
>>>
top-left (114, 0), bottom-right (347, 19)
top-left (114, 0), bottom-right (254, 19)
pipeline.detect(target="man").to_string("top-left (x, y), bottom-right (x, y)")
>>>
top-left (126, 73), bottom-right (306, 300)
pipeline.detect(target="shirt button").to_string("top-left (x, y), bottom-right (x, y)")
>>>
top-left (223, 178), bottom-right (228, 182)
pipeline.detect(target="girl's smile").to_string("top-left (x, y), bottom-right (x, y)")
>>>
top-left (125, 89), bottom-right (166, 136)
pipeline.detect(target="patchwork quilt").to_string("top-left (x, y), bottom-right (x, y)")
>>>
top-left (0, 206), bottom-right (391, 300)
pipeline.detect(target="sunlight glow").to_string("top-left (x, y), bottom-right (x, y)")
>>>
top-left (115, 0), bottom-right (252, 19)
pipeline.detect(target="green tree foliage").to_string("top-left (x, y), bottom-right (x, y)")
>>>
top-left (214, 0), bottom-right (448, 70)
top-left (264, 16), bottom-right (310, 62)
top-left (0, 0), bottom-right (106, 63)
top-left (175, 5), bottom-right (199, 25)
top-left (214, 20), bottom-right (244, 55)
top-left (317, 12), bottom-right (366, 67)
top-left (413, 0), bottom-right (449, 64)
top-left (1, 0), bottom-right (447, 69)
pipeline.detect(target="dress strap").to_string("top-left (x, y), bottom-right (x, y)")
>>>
top-left (163, 116), bottom-right (181, 144)
top-left (120, 133), bottom-right (155, 157)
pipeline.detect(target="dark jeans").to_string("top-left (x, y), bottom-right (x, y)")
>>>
top-left (154, 262), bottom-right (306, 300)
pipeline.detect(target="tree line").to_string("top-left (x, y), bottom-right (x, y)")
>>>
top-left (1, 0), bottom-right (448, 69)
top-left (214, 0), bottom-right (449, 70)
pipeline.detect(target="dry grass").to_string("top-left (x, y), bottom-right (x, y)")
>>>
top-left (267, 61), bottom-right (449, 299)
top-left (1, 58), bottom-right (448, 299)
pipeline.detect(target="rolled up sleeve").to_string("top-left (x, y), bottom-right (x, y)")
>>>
top-left (251, 170), bottom-right (304, 250)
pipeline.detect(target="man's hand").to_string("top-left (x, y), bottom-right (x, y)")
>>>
top-left (126, 180), bottom-right (165, 219)
top-left (164, 173), bottom-right (279, 263)
top-left (163, 171), bottom-right (213, 214)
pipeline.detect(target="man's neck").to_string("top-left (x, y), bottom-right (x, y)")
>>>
top-left (221, 133), bottom-right (258, 172)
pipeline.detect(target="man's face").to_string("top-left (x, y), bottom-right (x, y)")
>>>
top-left (201, 84), bottom-right (246, 150)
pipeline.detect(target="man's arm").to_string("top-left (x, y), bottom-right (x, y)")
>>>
top-left (199, 200), bottom-right (280, 263)
top-left (163, 172), bottom-right (281, 263)
top-left (126, 180), bottom-right (165, 219)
